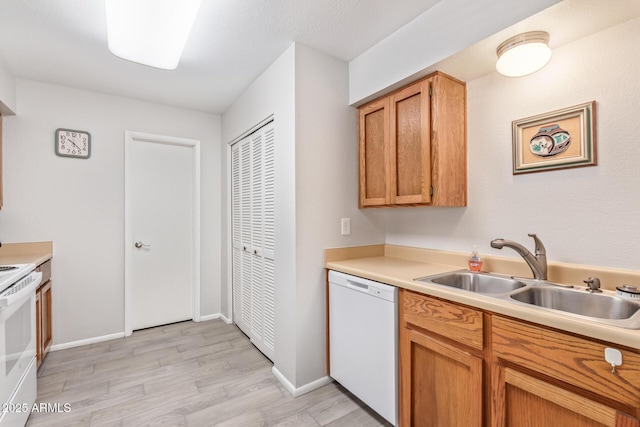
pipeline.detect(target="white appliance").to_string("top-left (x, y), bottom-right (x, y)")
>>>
top-left (0, 263), bottom-right (40, 427)
top-left (329, 270), bottom-right (398, 426)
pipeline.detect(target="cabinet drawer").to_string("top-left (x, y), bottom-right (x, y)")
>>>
top-left (36, 259), bottom-right (51, 285)
top-left (492, 316), bottom-right (640, 408)
top-left (402, 290), bottom-right (483, 350)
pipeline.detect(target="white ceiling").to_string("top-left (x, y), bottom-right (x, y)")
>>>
top-left (0, 0), bottom-right (636, 115)
top-left (429, 0), bottom-right (639, 82)
top-left (0, 0), bottom-right (441, 114)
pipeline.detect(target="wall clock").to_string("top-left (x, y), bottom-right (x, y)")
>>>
top-left (55, 128), bottom-right (91, 159)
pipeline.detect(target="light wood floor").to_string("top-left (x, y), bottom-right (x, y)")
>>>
top-left (26, 319), bottom-right (391, 427)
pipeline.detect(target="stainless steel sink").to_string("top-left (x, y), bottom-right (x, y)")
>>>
top-left (414, 270), bottom-right (526, 294)
top-left (414, 270), bottom-right (640, 329)
top-left (510, 286), bottom-right (640, 320)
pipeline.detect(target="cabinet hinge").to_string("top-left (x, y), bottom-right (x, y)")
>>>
top-left (429, 86), bottom-right (433, 97)
top-left (430, 186), bottom-right (434, 197)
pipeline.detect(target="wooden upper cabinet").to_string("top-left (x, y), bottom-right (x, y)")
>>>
top-left (389, 79), bottom-right (431, 205)
top-left (359, 97), bottom-right (389, 207)
top-left (358, 72), bottom-right (466, 208)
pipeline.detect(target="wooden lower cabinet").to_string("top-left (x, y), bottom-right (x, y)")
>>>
top-left (401, 328), bottom-right (482, 426)
top-left (36, 280), bottom-right (52, 368)
top-left (35, 289), bottom-right (41, 364)
top-left (40, 280), bottom-right (52, 358)
top-left (399, 289), bottom-right (483, 427)
top-left (492, 365), bottom-right (638, 427)
top-left (398, 289), bottom-right (640, 427)
top-left (36, 260), bottom-right (53, 368)
top-left (491, 315), bottom-right (640, 427)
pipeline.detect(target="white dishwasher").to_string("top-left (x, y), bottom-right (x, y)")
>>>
top-left (329, 270), bottom-right (397, 426)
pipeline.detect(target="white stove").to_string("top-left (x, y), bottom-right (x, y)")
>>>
top-left (0, 263), bottom-right (40, 427)
top-left (0, 264), bottom-right (36, 294)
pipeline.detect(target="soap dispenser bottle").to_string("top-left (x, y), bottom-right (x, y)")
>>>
top-left (468, 245), bottom-right (482, 272)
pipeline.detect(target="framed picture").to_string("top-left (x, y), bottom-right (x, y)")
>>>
top-left (512, 101), bottom-right (596, 174)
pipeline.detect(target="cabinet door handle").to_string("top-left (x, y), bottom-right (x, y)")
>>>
top-left (135, 242), bottom-right (151, 249)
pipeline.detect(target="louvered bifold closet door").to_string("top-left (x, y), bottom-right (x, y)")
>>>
top-left (261, 124), bottom-right (276, 354)
top-left (250, 130), bottom-right (264, 344)
top-left (239, 138), bottom-right (253, 335)
top-left (230, 121), bottom-right (275, 362)
top-left (231, 144), bottom-right (243, 329)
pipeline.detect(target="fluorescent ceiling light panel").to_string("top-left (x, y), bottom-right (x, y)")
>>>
top-left (105, 0), bottom-right (202, 70)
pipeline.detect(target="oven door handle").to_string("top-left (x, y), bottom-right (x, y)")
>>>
top-left (0, 272), bottom-right (42, 307)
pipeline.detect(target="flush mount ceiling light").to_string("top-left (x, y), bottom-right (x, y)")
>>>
top-left (496, 31), bottom-right (552, 77)
top-left (105, 0), bottom-right (202, 70)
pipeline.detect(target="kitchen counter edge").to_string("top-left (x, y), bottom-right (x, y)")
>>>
top-left (0, 241), bottom-right (53, 266)
top-left (325, 248), bottom-right (640, 350)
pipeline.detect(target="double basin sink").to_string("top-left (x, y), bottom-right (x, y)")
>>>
top-left (414, 270), bottom-right (640, 329)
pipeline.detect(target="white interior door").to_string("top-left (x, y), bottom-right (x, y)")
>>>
top-left (125, 132), bottom-right (200, 333)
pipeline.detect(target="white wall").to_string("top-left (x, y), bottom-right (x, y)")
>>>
top-left (348, 0), bottom-right (560, 105)
top-left (221, 43), bottom-right (386, 390)
top-left (221, 45), bottom-right (298, 384)
top-left (0, 59), bottom-right (16, 114)
top-left (1, 79), bottom-right (222, 346)
top-left (294, 44), bottom-right (385, 386)
top-left (385, 17), bottom-right (640, 271)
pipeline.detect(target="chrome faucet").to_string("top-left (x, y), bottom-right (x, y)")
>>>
top-left (490, 233), bottom-right (548, 280)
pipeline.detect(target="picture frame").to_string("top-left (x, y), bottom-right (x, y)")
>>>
top-left (512, 101), bottom-right (596, 174)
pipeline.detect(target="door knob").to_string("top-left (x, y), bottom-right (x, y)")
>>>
top-left (135, 242), bottom-right (151, 249)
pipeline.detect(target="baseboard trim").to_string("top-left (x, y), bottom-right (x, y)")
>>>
top-left (272, 367), bottom-right (333, 397)
top-left (200, 313), bottom-right (233, 324)
top-left (50, 332), bottom-right (125, 352)
top-left (50, 315), bottom-right (234, 352)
